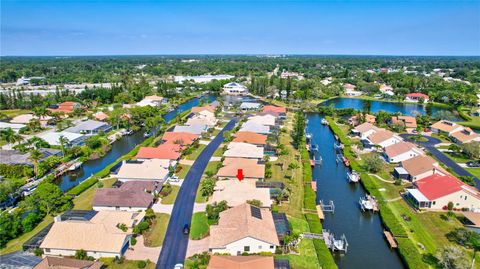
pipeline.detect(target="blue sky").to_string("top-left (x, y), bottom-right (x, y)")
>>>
top-left (1, 0), bottom-right (479, 56)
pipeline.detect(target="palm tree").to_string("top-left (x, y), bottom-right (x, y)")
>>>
top-left (0, 127), bottom-right (24, 146)
top-left (29, 149), bottom-right (44, 178)
top-left (58, 135), bottom-right (69, 157)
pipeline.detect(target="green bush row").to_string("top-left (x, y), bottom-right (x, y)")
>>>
top-left (66, 176), bottom-right (99, 196)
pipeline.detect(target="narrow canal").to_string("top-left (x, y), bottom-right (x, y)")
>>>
top-left (59, 94), bottom-right (216, 191)
top-left (307, 113), bottom-right (405, 269)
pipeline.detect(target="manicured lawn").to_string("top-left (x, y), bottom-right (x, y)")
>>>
top-left (213, 146), bottom-right (225, 157)
top-left (195, 180), bottom-right (209, 203)
top-left (186, 144), bottom-right (206, 160)
top-left (467, 168), bottom-right (480, 178)
top-left (189, 212), bottom-right (210, 240)
top-left (0, 215), bottom-right (53, 255)
top-left (143, 213), bottom-right (170, 247)
top-left (444, 151), bottom-right (472, 163)
top-left (73, 178), bottom-right (117, 210)
top-left (100, 259), bottom-right (155, 269)
top-left (160, 185), bottom-right (180, 204)
top-left (176, 164), bottom-right (191, 179)
top-left (278, 216), bottom-right (320, 269)
top-left (204, 161), bottom-right (221, 176)
top-left (0, 109), bottom-right (32, 118)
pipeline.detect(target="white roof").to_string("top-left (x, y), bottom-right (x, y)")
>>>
top-left (173, 124), bottom-right (208, 135)
top-left (240, 102), bottom-right (261, 109)
top-left (0, 122), bottom-right (26, 131)
top-left (64, 120), bottom-right (109, 133)
top-left (37, 131), bottom-right (84, 146)
top-left (407, 188), bottom-right (430, 203)
top-left (247, 115), bottom-right (276, 126)
top-left (10, 114), bottom-right (52, 124)
top-left (116, 159), bottom-right (169, 181)
top-left (224, 142), bottom-right (264, 159)
top-left (394, 167), bottom-right (408, 175)
top-left (239, 121), bottom-right (270, 134)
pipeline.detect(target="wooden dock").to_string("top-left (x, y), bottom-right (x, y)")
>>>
top-left (384, 231), bottom-right (398, 248)
top-left (316, 205), bottom-right (324, 220)
top-left (311, 181), bottom-right (317, 192)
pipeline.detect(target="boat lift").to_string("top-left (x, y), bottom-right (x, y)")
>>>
top-left (322, 229), bottom-right (348, 253)
top-left (359, 195), bottom-right (379, 212)
top-left (319, 200), bottom-right (335, 214)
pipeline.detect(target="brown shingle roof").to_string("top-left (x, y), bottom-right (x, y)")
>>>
top-left (431, 120), bottom-right (462, 133)
top-left (384, 142), bottom-right (420, 158)
top-left (207, 256), bottom-right (274, 269)
top-left (93, 188), bottom-right (153, 208)
top-left (233, 132), bottom-right (267, 145)
top-left (34, 257), bottom-right (103, 269)
top-left (451, 128), bottom-right (480, 143)
top-left (162, 132), bottom-right (199, 146)
top-left (209, 203), bottom-right (279, 248)
top-left (354, 122), bottom-right (379, 133)
top-left (401, 155), bottom-right (438, 177)
top-left (191, 105), bottom-right (216, 113)
top-left (368, 129), bottom-right (394, 144)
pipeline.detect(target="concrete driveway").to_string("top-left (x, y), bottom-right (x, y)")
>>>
top-left (156, 119), bottom-right (237, 269)
top-left (186, 237), bottom-right (210, 258)
top-left (125, 235), bottom-right (161, 262)
top-left (401, 134), bottom-right (479, 187)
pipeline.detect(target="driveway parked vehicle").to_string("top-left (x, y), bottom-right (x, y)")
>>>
top-left (467, 161), bottom-right (480, 168)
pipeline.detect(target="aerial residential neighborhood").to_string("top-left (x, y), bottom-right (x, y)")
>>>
top-left (1, 1), bottom-right (479, 269)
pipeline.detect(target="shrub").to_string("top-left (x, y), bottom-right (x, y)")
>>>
top-left (133, 221), bottom-right (150, 234)
top-left (130, 237), bottom-right (137, 246)
top-left (136, 260), bottom-right (147, 268)
top-left (67, 176), bottom-right (99, 196)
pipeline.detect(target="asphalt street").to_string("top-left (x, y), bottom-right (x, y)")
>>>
top-left (156, 119), bottom-right (237, 269)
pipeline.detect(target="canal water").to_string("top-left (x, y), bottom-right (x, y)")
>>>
top-left (307, 113), bottom-right (405, 269)
top-left (59, 95), bottom-right (216, 191)
top-left (322, 97), bottom-right (459, 120)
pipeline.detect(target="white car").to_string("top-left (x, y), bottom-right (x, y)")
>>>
top-left (168, 175), bottom-right (180, 182)
top-left (174, 264), bottom-right (184, 269)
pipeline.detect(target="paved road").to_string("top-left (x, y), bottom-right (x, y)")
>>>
top-left (401, 134), bottom-right (480, 187)
top-left (156, 119), bottom-right (237, 269)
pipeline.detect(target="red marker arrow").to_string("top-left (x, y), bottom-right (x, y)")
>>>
top-left (236, 169), bottom-right (244, 181)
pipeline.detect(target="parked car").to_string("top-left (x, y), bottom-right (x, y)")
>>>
top-left (466, 161), bottom-right (480, 168)
top-left (174, 264), bottom-right (184, 269)
top-left (143, 132), bottom-right (152, 138)
top-left (183, 224), bottom-right (190, 235)
top-left (168, 175), bottom-right (180, 182)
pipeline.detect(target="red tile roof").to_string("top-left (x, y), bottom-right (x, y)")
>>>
top-left (162, 132), bottom-right (199, 146)
top-left (136, 144), bottom-right (181, 160)
top-left (262, 105), bottom-right (286, 114)
top-left (233, 131), bottom-right (267, 145)
top-left (415, 174), bottom-right (464, 200)
top-left (407, 93), bottom-right (429, 99)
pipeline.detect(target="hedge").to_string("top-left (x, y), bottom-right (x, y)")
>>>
top-left (66, 176), bottom-right (99, 196)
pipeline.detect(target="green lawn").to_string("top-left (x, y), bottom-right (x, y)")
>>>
top-left (143, 213), bottom-right (170, 247)
top-left (277, 216), bottom-right (320, 269)
top-left (176, 164), bottom-right (191, 179)
top-left (0, 215), bottom-right (53, 255)
top-left (186, 144), bottom-right (207, 160)
top-left (213, 147), bottom-right (225, 157)
top-left (444, 151), bottom-right (472, 163)
top-left (73, 178), bottom-right (117, 210)
top-left (204, 161), bottom-right (221, 176)
top-left (189, 212), bottom-right (210, 240)
top-left (0, 109), bottom-right (32, 118)
top-left (195, 180), bottom-right (209, 203)
top-left (467, 168), bottom-right (480, 178)
top-left (160, 185), bottom-right (180, 204)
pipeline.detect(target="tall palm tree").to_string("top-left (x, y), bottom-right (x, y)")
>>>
top-left (0, 127), bottom-right (24, 146)
top-left (58, 135), bottom-right (69, 157)
top-left (29, 149), bottom-right (44, 178)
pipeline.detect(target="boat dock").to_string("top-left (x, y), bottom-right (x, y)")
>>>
top-left (322, 229), bottom-right (348, 253)
top-left (384, 231), bottom-right (398, 248)
top-left (359, 195), bottom-right (379, 212)
top-left (311, 181), bottom-right (317, 192)
top-left (316, 205), bottom-right (324, 220)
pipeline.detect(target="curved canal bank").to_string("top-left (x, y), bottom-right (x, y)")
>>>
top-left (307, 113), bottom-right (405, 269)
top-left (59, 94), bottom-right (216, 191)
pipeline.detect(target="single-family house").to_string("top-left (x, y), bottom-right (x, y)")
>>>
top-left (262, 105), bottom-right (286, 114)
top-left (431, 120), bottom-right (464, 135)
top-left (115, 159), bottom-right (170, 183)
top-left (162, 132), bottom-right (199, 146)
top-left (343, 83), bottom-right (363, 96)
top-left (391, 116), bottom-right (417, 133)
top-left (136, 144), bottom-right (181, 161)
top-left (383, 141), bottom-right (423, 163)
top-left (210, 179), bottom-right (272, 208)
top-left (223, 82), bottom-right (248, 95)
top-left (405, 93), bottom-right (429, 103)
top-left (48, 101), bottom-right (81, 114)
top-left (172, 124), bottom-right (209, 135)
top-left (379, 85), bottom-right (394, 96)
top-left (232, 132), bottom-right (267, 146)
top-left (209, 203), bottom-right (280, 255)
top-left (10, 114), bottom-right (53, 127)
top-left (136, 95), bottom-right (165, 107)
top-left (38, 131), bottom-right (86, 147)
top-left (191, 105), bottom-right (216, 114)
top-left (450, 128), bottom-right (480, 144)
top-left (0, 148), bottom-right (61, 166)
top-left (207, 256), bottom-right (276, 269)
top-left (64, 120), bottom-right (111, 135)
top-left (397, 155), bottom-right (445, 181)
top-left (93, 111), bottom-right (109, 121)
top-left (247, 114), bottom-right (277, 127)
top-left (348, 114), bottom-right (376, 126)
top-left (0, 122), bottom-right (26, 133)
top-left (186, 110), bottom-right (218, 127)
top-left (93, 181), bottom-right (161, 212)
top-left (351, 122), bottom-right (379, 139)
top-left (224, 142), bottom-right (264, 159)
top-left (239, 121), bottom-right (270, 135)
top-left (406, 174), bottom-right (480, 211)
top-left (33, 257), bottom-right (103, 269)
top-left (40, 210), bottom-right (145, 259)
top-left (217, 158), bottom-right (265, 180)
top-left (240, 102), bottom-right (261, 111)
top-left (365, 129), bottom-right (402, 148)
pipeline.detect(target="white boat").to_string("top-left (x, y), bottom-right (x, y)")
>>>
top-left (68, 161), bottom-right (83, 171)
top-left (144, 132), bottom-right (152, 138)
top-left (125, 129), bottom-right (134, 135)
top-left (359, 196), bottom-right (374, 211)
top-left (347, 171), bottom-right (360, 183)
top-left (321, 118), bottom-right (329, 125)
